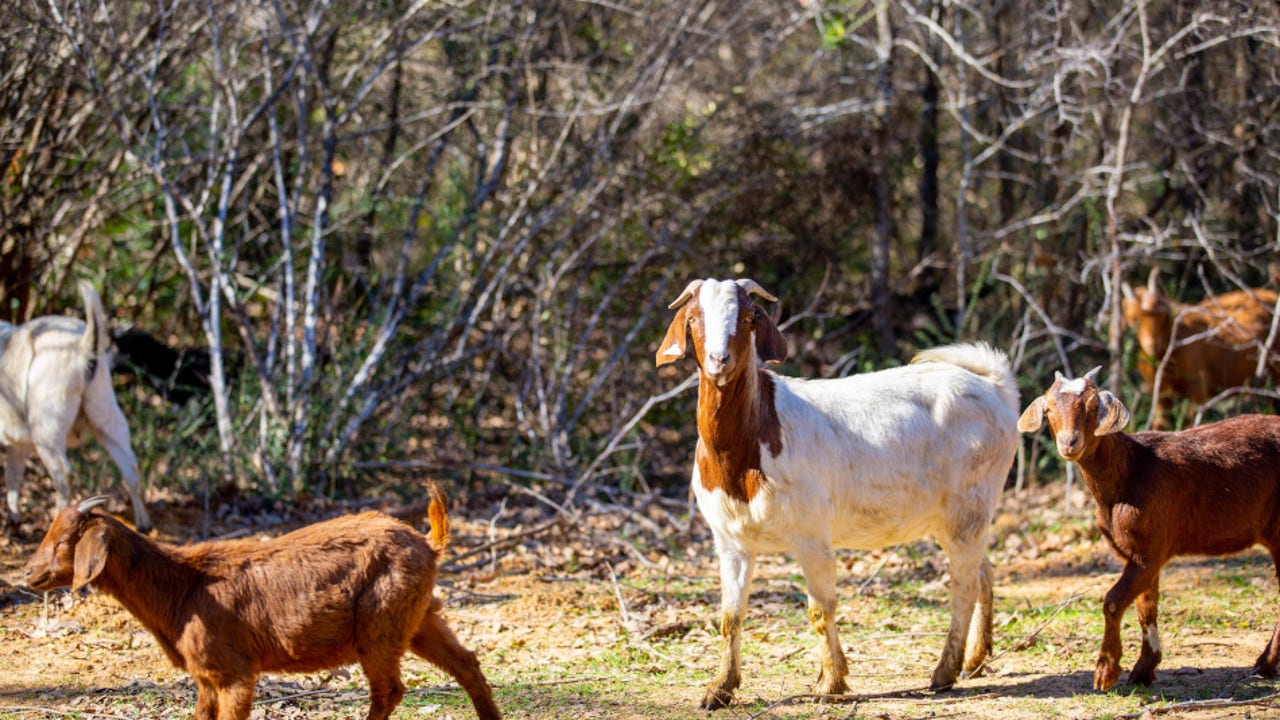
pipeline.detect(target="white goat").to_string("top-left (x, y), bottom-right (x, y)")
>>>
top-left (656, 278), bottom-right (1019, 708)
top-left (0, 282), bottom-right (151, 531)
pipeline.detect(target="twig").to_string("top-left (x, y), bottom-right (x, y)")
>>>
top-left (855, 554), bottom-right (892, 595)
top-left (1116, 689), bottom-right (1280, 719)
top-left (0, 707), bottom-right (133, 720)
top-left (440, 517), bottom-right (562, 572)
top-left (254, 688), bottom-right (332, 706)
top-left (607, 562), bottom-right (632, 628)
top-left (962, 591), bottom-right (1088, 679)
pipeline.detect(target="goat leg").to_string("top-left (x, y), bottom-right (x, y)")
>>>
top-left (1128, 579), bottom-right (1162, 685)
top-left (1095, 561), bottom-right (1158, 691)
top-left (4, 446), bottom-right (27, 526)
top-left (359, 652), bottom-right (406, 720)
top-left (410, 612), bottom-right (503, 720)
top-left (962, 557), bottom-right (995, 677)
top-left (1254, 548), bottom-right (1280, 677)
top-left (702, 549), bottom-right (754, 710)
top-left (931, 544), bottom-right (985, 691)
top-left (797, 542), bottom-right (849, 697)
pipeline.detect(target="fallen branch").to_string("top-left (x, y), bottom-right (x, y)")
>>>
top-left (439, 517), bottom-right (563, 572)
top-left (0, 707), bottom-right (133, 720)
top-left (1117, 689), bottom-right (1280, 719)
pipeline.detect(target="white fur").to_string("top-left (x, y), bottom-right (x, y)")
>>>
top-left (1059, 377), bottom-right (1087, 394)
top-left (1144, 623), bottom-right (1162, 653)
top-left (691, 339), bottom-right (1020, 700)
top-left (0, 284), bottom-right (151, 530)
top-left (698, 280), bottom-right (739, 378)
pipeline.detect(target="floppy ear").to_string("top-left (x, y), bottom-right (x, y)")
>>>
top-left (1017, 397), bottom-right (1047, 433)
top-left (72, 524), bottom-right (110, 591)
top-left (655, 305), bottom-right (689, 367)
top-left (753, 307), bottom-right (787, 364)
top-left (1094, 390), bottom-right (1130, 436)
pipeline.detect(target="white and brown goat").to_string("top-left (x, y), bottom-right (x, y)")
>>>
top-left (656, 278), bottom-right (1020, 708)
top-left (1020, 369), bottom-right (1280, 690)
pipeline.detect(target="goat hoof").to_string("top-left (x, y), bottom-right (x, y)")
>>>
top-left (814, 673), bottom-right (850, 698)
top-left (929, 666), bottom-right (959, 692)
top-left (1094, 661), bottom-right (1121, 691)
top-left (1252, 661), bottom-right (1279, 679)
top-left (700, 686), bottom-right (734, 710)
top-left (1128, 667), bottom-right (1155, 686)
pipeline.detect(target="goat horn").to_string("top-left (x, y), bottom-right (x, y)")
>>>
top-left (735, 278), bottom-right (778, 303)
top-left (76, 496), bottom-right (110, 513)
top-left (1054, 370), bottom-right (1067, 384)
top-left (1147, 267), bottom-right (1161, 294)
top-left (667, 280), bottom-right (705, 310)
top-left (1121, 282), bottom-right (1135, 301)
top-left (1083, 366), bottom-right (1103, 384)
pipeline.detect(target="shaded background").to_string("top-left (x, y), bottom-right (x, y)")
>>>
top-left (3, 0), bottom-right (1279, 510)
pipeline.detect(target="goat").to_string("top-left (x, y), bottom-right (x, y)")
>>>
top-left (0, 282), bottom-right (150, 530)
top-left (1121, 267), bottom-right (1280, 428)
top-left (656, 278), bottom-right (1020, 708)
top-left (1019, 368), bottom-right (1280, 690)
top-left (111, 326), bottom-right (213, 406)
top-left (24, 488), bottom-right (502, 720)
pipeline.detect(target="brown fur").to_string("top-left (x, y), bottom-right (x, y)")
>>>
top-left (1020, 375), bottom-right (1280, 691)
top-left (24, 491), bottom-right (501, 720)
top-left (1122, 270), bottom-right (1280, 427)
top-left (659, 284), bottom-right (785, 503)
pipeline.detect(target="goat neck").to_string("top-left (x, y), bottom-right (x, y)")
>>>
top-left (87, 517), bottom-right (198, 668)
top-left (1069, 431), bottom-right (1135, 511)
top-left (694, 363), bottom-right (783, 504)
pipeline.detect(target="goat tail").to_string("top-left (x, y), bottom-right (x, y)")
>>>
top-left (911, 341), bottom-right (1019, 411)
top-left (77, 281), bottom-right (109, 381)
top-left (425, 480), bottom-right (451, 554)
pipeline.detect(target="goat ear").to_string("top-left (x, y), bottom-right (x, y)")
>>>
top-left (72, 524), bottom-right (109, 591)
top-left (655, 305), bottom-right (689, 367)
top-left (1094, 390), bottom-right (1130, 436)
top-left (1017, 397), bottom-right (1047, 433)
top-left (753, 307), bottom-right (787, 364)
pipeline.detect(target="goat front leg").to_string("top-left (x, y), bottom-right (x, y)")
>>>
top-left (702, 548), bottom-right (755, 710)
top-left (1095, 561), bottom-right (1159, 691)
top-left (1128, 577), bottom-right (1162, 685)
top-left (359, 651), bottom-right (406, 720)
top-left (193, 676), bottom-right (219, 720)
top-left (795, 541), bottom-right (849, 697)
top-left (212, 676), bottom-right (256, 720)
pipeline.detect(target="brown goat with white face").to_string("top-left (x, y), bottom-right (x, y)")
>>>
top-left (1020, 369), bottom-right (1280, 690)
top-left (24, 492), bottom-right (501, 720)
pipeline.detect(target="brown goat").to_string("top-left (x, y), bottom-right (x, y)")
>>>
top-left (24, 491), bottom-right (501, 720)
top-left (1019, 368), bottom-right (1280, 690)
top-left (1122, 268), bottom-right (1280, 427)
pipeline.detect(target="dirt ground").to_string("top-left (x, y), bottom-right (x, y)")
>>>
top-left (3, 483), bottom-right (1280, 719)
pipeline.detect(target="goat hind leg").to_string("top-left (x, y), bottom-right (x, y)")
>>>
top-left (82, 392), bottom-right (151, 531)
top-left (1129, 578), bottom-right (1162, 685)
top-left (1254, 549), bottom-right (1280, 677)
top-left (4, 446), bottom-right (29, 525)
top-left (932, 544), bottom-right (986, 691)
top-left (411, 612), bottom-right (502, 719)
top-left (962, 556), bottom-right (995, 677)
top-left (796, 542), bottom-right (849, 697)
